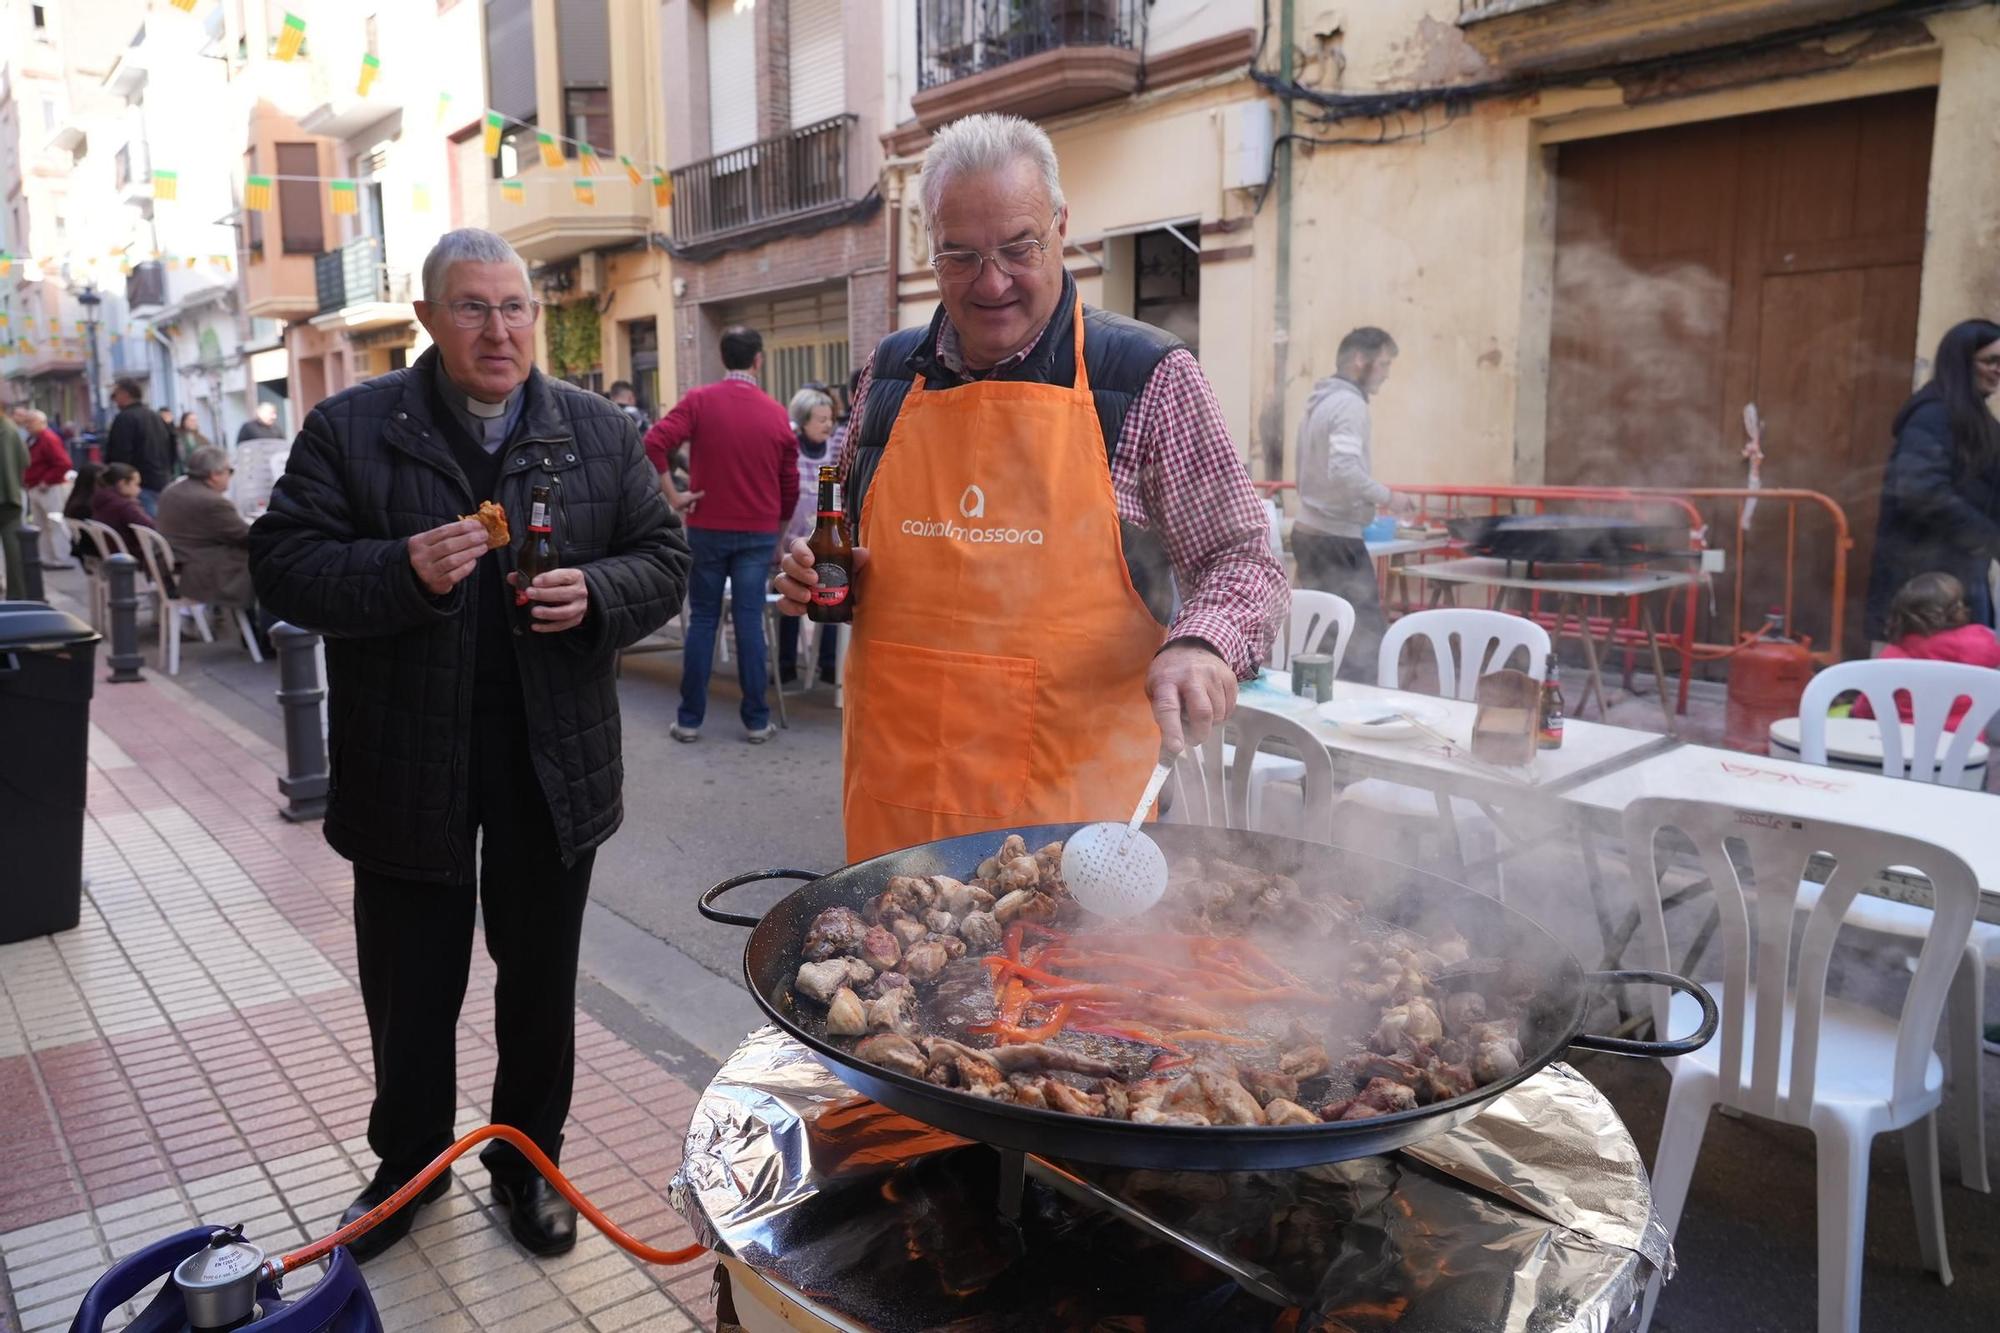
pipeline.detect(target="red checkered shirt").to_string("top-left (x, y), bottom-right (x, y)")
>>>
top-left (844, 319), bottom-right (1287, 678)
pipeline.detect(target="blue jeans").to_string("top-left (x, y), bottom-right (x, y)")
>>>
top-left (679, 528), bottom-right (779, 730)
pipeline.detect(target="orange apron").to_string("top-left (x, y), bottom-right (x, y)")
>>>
top-left (843, 302), bottom-right (1165, 860)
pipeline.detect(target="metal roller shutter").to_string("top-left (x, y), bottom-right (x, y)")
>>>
top-left (787, 0), bottom-right (845, 129)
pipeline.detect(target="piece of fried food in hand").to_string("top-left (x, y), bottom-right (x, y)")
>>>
top-left (461, 500), bottom-right (510, 549)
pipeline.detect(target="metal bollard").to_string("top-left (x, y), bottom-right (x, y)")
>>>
top-left (105, 553), bottom-right (145, 682)
top-left (271, 622), bottom-right (329, 822)
top-left (16, 524), bottom-right (45, 601)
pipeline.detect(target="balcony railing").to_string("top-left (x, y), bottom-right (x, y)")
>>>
top-left (125, 260), bottom-right (166, 311)
top-left (918, 0), bottom-right (1137, 91)
top-left (669, 115), bottom-right (858, 248)
top-left (314, 236), bottom-right (409, 314)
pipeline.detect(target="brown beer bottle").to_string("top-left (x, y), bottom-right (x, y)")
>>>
top-left (806, 465), bottom-right (854, 623)
top-left (515, 484), bottom-right (559, 606)
top-left (1537, 653), bottom-right (1565, 750)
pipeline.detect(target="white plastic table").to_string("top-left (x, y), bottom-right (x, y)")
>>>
top-left (1401, 557), bottom-right (1696, 732)
top-left (1765, 715), bottom-right (1989, 788)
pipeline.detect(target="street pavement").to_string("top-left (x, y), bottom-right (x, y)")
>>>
top-left (8, 566), bottom-right (1998, 1331)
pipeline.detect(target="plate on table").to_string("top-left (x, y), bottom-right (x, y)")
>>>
top-left (1317, 698), bottom-right (1448, 740)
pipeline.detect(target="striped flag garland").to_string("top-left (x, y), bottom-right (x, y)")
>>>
top-left (501, 178), bottom-right (524, 205)
top-left (209, 254), bottom-right (233, 271)
top-left (330, 179), bottom-right (359, 215)
top-left (537, 133), bottom-right (564, 169)
top-left (152, 170), bottom-right (178, 201)
top-left (273, 13), bottom-right (306, 62)
top-left (0, 256), bottom-right (11, 277)
top-left (169, 0), bottom-right (197, 11)
top-left (357, 53), bottom-right (380, 97)
top-left (244, 175), bottom-right (273, 211)
top-left (619, 155), bottom-right (643, 186)
top-left (483, 112), bottom-right (504, 158)
top-left (572, 179), bottom-right (595, 207)
top-left (652, 173), bottom-right (672, 208)
top-left (577, 143), bottom-right (600, 177)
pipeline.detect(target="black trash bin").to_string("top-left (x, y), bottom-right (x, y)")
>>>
top-left (0, 601), bottom-right (101, 943)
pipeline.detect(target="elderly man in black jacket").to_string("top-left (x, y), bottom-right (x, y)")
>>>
top-left (250, 228), bottom-right (690, 1262)
top-left (106, 377), bottom-right (175, 515)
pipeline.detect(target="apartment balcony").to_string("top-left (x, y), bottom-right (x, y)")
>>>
top-left (242, 247), bottom-right (322, 322)
top-left (491, 168), bottom-right (651, 266)
top-left (309, 236), bottom-right (416, 334)
top-left (668, 116), bottom-right (862, 252)
top-left (912, 0), bottom-right (1141, 129)
top-left (1456, 0), bottom-right (1902, 72)
top-left (125, 260), bottom-right (168, 315)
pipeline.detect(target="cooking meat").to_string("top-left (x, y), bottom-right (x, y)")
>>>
top-left (1193, 1062), bottom-right (1267, 1125)
top-left (1371, 997), bottom-right (1444, 1055)
top-left (1034, 841), bottom-right (1065, 881)
top-left (1263, 1098), bottom-right (1320, 1126)
top-left (825, 987), bottom-right (868, 1036)
top-left (1044, 1079), bottom-right (1107, 1118)
top-left (933, 877), bottom-right (994, 916)
top-left (803, 906), bottom-right (868, 962)
top-left (980, 1042), bottom-right (1118, 1078)
top-left (1277, 1023), bottom-right (1329, 1079)
top-left (886, 875), bottom-right (937, 910)
top-left (901, 938), bottom-right (951, 983)
top-left (998, 834), bottom-right (1029, 863)
top-left (996, 856), bottom-right (1043, 893)
top-left (794, 958), bottom-right (871, 1004)
top-left (993, 888), bottom-right (1057, 926)
top-left (889, 917), bottom-right (930, 948)
top-left (958, 911), bottom-right (1001, 951)
top-left (854, 1032), bottom-right (927, 1079)
top-left (1442, 990), bottom-right (1488, 1031)
top-left (1468, 1020), bottom-right (1524, 1083)
top-left (924, 909), bottom-right (957, 936)
top-left (1238, 1068), bottom-right (1299, 1106)
top-left (935, 934), bottom-right (967, 960)
top-left (1008, 1076), bottom-right (1049, 1109)
top-left (865, 985), bottom-right (917, 1035)
top-left (1326, 1077), bottom-right (1419, 1122)
top-left (860, 926), bottom-right (903, 973)
top-left (863, 971), bottom-right (908, 1000)
top-left (1129, 1074), bottom-right (1215, 1126)
top-left (920, 1038), bottom-right (1008, 1097)
top-left (1420, 1060), bottom-right (1477, 1102)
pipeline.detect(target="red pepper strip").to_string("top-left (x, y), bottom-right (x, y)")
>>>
top-left (993, 923), bottom-right (1027, 998)
top-left (1070, 1021), bottom-right (1187, 1056)
top-left (999, 979), bottom-right (1030, 1029)
top-left (1150, 1053), bottom-right (1194, 1072)
top-left (1165, 1029), bottom-right (1266, 1046)
top-left (1210, 939), bottom-right (1306, 988)
top-left (1044, 949), bottom-right (1200, 986)
top-left (971, 1002), bottom-right (1077, 1046)
top-left (981, 956), bottom-right (1079, 990)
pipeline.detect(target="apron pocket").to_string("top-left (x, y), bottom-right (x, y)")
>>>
top-left (856, 640), bottom-right (1037, 819)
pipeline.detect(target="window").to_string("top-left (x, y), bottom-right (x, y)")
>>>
top-left (275, 142), bottom-right (325, 254)
top-left (41, 98), bottom-right (57, 134)
top-left (31, 5), bottom-right (47, 31)
top-left (557, 0), bottom-right (612, 153)
top-left (485, 0), bottom-right (537, 177)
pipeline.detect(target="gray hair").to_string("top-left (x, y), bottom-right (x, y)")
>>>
top-left (788, 387), bottom-right (833, 432)
top-left (421, 228), bottom-right (531, 301)
top-left (186, 445), bottom-right (232, 480)
top-left (919, 114), bottom-right (1065, 227)
top-left (23, 408), bottom-right (48, 428)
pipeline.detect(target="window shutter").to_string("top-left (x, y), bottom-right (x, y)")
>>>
top-left (787, 0), bottom-right (844, 129)
top-left (705, 0), bottom-right (756, 154)
top-left (484, 0), bottom-right (537, 122)
top-left (274, 142), bottom-right (324, 255)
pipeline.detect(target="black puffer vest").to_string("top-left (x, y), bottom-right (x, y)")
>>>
top-left (846, 278), bottom-right (1182, 622)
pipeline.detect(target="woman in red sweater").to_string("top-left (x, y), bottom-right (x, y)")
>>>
top-left (21, 407), bottom-right (74, 566)
top-left (1852, 571), bottom-right (2000, 730)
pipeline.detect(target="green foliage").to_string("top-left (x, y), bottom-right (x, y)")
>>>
top-left (545, 300), bottom-right (601, 380)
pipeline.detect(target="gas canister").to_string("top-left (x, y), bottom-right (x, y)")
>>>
top-left (1724, 612), bottom-right (1814, 753)
top-left (69, 1225), bottom-right (381, 1333)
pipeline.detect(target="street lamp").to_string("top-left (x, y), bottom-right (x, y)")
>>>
top-left (75, 284), bottom-right (105, 432)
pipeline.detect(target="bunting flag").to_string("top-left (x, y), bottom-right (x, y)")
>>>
top-left (170, 0), bottom-right (197, 10)
top-left (120, 260), bottom-right (134, 275)
top-left (652, 173), bottom-right (672, 208)
top-left (572, 179), bottom-right (595, 207)
top-left (437, 91), bottom-right (453, 127)
top-left (500, 178), bottom-right (524, 206)
top-left (537, 133), bottom-right (564, 170)
top-left (412, 184), bottom-right (432, 213)
top-left (0, 314), bottom-right (8, 328)
top-left (152, 170), bottom-right (179, 201)
top-left (0, 256), bottom-right (11, 277)
top-left (619, 154), bottom-right (643, 186)
top-left (483, 111), bottom-right (504, 157)
top-left (273, 13), bottom-right (307, 62)
top-left (244, 175), bottom-right (273, 211)
top-left (209, 254), bottom-right (233, 271)
top-left (357, 53), bottom-right (380, 97)
top-left (577, 143), bottom-right (600, 177)
top-left (17, 339), bottom-right (33, 356)
top-left (330, 179), bottom-right (358, 215)
top-left (184, 256), bottom-right (201, 269)
top-left (75, 320), bottom-right (87, 335)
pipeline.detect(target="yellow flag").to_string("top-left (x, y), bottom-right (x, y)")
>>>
top-left (0, 257), bottom-right (11, 277)
top-left (483, 112), bottom-right (503, 158)
top-left (357, 54), bottom-right (380, 97)
top-left (501, 178), bottom-right (524, 206)
top-left (273, 13), bottom-right (306, 62)
top-left (437, 92), bottom-right (453, 127)
top-left (412, 184), bottom-right (432, 213)
top-left (170, 0), bottom-right (196, 10)
top-left (152, 170), bottom-right (179, 201)
top-left (0, 314), bottom-right (8, 327)
top-left (578, 144), bottom-right (601, 177)
top-left (18, 339), bottom-right (32, 355)
top-left (652, 173), bottom-right (672, 209)
top-left (619, 155), bottom-right (643, 186)
top-left (184, 256), bottom-right (200, 269)
top-left (330, 179), bottom-right (358, 215)
top-left (210, 254), bottom-right (233, 271)
top-left (572, 179), bottom-right (595, 207)
top-left (537, 133), bottom-right (564, 170)
top-left (244, 175), bottom-right (273, 211)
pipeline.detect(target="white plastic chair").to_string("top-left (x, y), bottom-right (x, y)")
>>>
top-left (129, 526), bottom-right (214, 676)
top-left (71, 518), bottom-right (127, 629)
top-left (1624, 797), bottom-right (1977, 1333)
top-left (1268, 589), bottom-right (1355, 675)
top-left (1336, 609), bottom-right (1552, 891)
top-left (1791, 658), bottom-right (2000, 1191)
top-left (1166, 702), bottom-right (1335, 841)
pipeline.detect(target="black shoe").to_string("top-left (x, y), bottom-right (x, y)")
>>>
top-left (337, 1168), bottom-right (452, 1263)
top-left (491, 1175), bottom-right (577, 1256)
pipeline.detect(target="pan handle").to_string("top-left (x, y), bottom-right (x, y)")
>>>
top-left (1567, 969), bottom-right (1719, 1058)
top-left (698, 869), bottom-right (821, 928)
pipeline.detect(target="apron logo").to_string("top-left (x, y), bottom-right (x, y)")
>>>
top-left (959, 485), bottom-right (986, 519)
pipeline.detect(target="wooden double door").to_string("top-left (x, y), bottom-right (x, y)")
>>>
top-left (1546, 89), bottom-right (1935, 658)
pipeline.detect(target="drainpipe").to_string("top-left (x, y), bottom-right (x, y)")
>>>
top-left (1260, 0), bottom-right (1296, 481)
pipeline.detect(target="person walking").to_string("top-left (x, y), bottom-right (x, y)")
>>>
top-left (644, 325), bottom-right (798, 743)
top-left (0, 402), bottom-right (26, 598)
top-left (236, 401), bottom-right (285, 443)
top-left (176, 411), bottom-right (212, 471)
top-left (774, 114), bottom-right (1286, 860)
top-left (1866, 318), bottom-right (2000, 643)
top-left (250, 228), bottom-right (690, 1263)
top-left (19, 408), bottom-right (74, 567)
top-left (105, 378), bottom-right (175, 515)
top-left (776, 385), bottom-right (840, 686)
top-left (1291, 326), bottom-right (1411, 680)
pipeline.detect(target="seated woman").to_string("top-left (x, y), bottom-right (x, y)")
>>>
top-left (1852, 571), bottom-right (2000, 731)
top-left (89, 462), bottom-right (159, 556)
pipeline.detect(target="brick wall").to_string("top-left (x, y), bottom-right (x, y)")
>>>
top-left (754, 0), bottom-right (791, 141)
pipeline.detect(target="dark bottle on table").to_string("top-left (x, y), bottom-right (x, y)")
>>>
top-left (515, 484), bottom-right (559, 606)
top-left (1537, 653), bottom-right (1565, 750)
top-left (806, 465), bottom-right (854, 624)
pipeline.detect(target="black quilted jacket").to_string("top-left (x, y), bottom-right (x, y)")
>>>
top-left (249, 349), bottom-right (690, 883)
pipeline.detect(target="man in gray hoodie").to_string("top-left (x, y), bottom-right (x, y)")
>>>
top-left (1293, 327), bottom-right (1408, 680)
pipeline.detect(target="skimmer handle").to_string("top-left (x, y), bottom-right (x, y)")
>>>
top-left (1126, 761), bottom-right (1175, 837)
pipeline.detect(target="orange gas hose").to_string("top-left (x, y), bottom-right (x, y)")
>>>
top-left (262, 1124), bottom-right (708, 1281)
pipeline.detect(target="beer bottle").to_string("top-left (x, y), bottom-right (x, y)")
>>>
top-left (515, 484), bottom-right (559, 606)
top-left (1537, 653), bottom-right (1565, 751)
top-left (806, 465), bottom-right (854, 623)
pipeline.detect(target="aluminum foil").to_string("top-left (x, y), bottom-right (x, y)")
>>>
top-left (672, 1027), bottom-right (1669, 1332)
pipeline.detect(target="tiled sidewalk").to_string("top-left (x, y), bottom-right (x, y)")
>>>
top-left (1, 673), bottom-right (717, 1332)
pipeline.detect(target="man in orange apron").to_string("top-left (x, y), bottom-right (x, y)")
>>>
top-left (776, 114), bottom-right (1288, 861)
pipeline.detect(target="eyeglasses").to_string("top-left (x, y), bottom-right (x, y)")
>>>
top-left (929, 215), bottom-right (1059, 286)
top-left (446, 298), bottom-right (541, 330)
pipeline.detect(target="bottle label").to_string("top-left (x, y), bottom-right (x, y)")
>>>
top-left (529, 499), bottom-right (550, 533)
top-left (817, 483), bottom-right (844, 518)
top-left (812, 564), bottom-right (850, 607)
